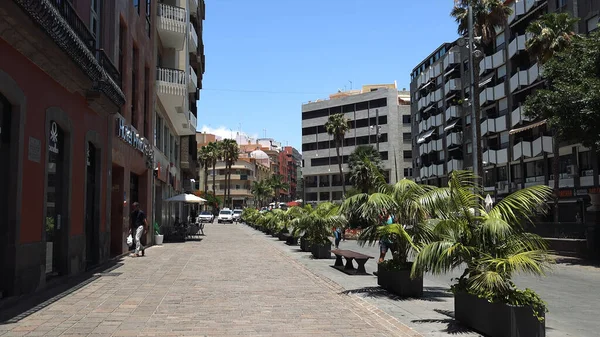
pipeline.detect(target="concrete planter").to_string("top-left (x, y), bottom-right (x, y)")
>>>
top-left (311, 243), bottom-right (332, 259)
top-left (300, 237), bottom-right (311, 252)
top-left (454, 292), bottom-right (545, 337)
top-left (155, 234), bottom-right (164, 245)
top-left (377, 263), bottom-right (423, 297)
top-left (278, 231), bottom-right (288, 241)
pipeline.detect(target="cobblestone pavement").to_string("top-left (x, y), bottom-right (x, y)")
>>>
top-left (0, 224), bottom-right (422, 337)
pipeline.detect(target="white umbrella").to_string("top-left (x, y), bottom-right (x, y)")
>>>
top-left (165, 193), bottom-right (206, 204)
top-left (484, 194), bottom-right (494, 212)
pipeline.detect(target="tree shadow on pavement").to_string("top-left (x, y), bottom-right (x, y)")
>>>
top-left (0, 259), bottom-right (125, 325)
top-left (340, 286), bottom-right (453, 302)
top-left (553, 255), bottom-right (600, 269)
top-left (411, 309), bottom-right (476, 335)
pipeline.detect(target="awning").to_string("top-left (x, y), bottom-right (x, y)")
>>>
top-left (417, 129), bottom-right (435, 144)
top-left (445, 93), bottom-right (457, 101)
top-left (509, 119), bottom-right (547, 135)
top-left (444, 67), bottom-right (457, 77)
top-left (423, 104), bottom-right (434, 113)
top-left (479, 76), bottom-right (493, 88)
top-left (444, 120), bottom-right (460, 131)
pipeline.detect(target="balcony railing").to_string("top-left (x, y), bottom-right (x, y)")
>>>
top-left (189, 22), bottom-right (198, 51)
top-left (158, 3), bottom-right (187, 23)
top-left (157, 67), bottom-right (186, 85)
top-left (96, 49), bottom-right (120, 86)
top-left (48, 0), bottom-right (95, 50)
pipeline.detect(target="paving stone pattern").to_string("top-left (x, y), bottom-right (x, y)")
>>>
top-left (0, 224), bottom-right (422, 337)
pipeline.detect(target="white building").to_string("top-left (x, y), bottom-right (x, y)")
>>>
top-left (301, 83), bottom-right (413, 203)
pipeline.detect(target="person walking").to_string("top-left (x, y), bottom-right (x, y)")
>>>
top-left (333, 227), bottom-right (342, 249)
top-left (129, 202), bottom-right (148, 257)
top-left (378, 212), bottom-right (394, 263)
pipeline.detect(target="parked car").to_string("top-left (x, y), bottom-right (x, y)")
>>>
top-left (217, 209), bottom-right (234, 224)
top-left (198, 211), bottom-right (214, 223)
top-left (232, 209), bottom-right (243, 222)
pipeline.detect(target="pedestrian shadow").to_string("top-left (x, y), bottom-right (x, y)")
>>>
top-left (0, 260), bottom-right (125, 324)
top-left (340, 286), bottom-right (453, 302)
top-left (411, 309), bottom-right (475, 334)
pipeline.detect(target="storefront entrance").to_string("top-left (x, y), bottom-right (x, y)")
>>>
top-left (110, 165), bottom-right (124, 257)
top-left (45, 121), bottom-right (68, 278)
top-left (85, 142), bottom-right (100, 269)
top-left (0, 93), bottom-right (12, 296)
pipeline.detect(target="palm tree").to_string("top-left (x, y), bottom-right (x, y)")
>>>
top-left (251, 180), bottom-right (272, 208)
top-left (412, 170), bottom-right (553, 320)
top-left (268, 174), bottom-right (290, 206)
top-left (221, 139), bottom-right (239, 208)
top-left (451, 0), bottom-right (512, 182)
top-left (525, 12), bottom-right (579, 224)
top-left (325, 113), bottom-right (350, 198)
top-left (197, 145), bottom-right (211, 195)
top-left (206, 141), bottom-right (222, 196)
top-left (340, 178), bottom-right (438, 268)
top-left (348, 145), bottom-right (384, 193)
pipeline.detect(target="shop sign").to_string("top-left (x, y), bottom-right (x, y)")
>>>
top-left (558, 189), bottom-right (574, 198)
top-left (49, 122), bottom-right (59, 154)
top-left (115, 117), bottom-right (149, 156)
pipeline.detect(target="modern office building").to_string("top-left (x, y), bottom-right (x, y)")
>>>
top-left (411, 0), bottom-right (600, 222)
top-left (153, 0), bottom-right (205, 228)
top-left (301, 83), bottom-right (412, 203)
top-left (0, 0), bottom-right (126, 297)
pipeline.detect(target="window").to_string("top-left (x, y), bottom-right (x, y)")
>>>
top-left (118, 23), bottom-right (125, 73)
top-left (402, 115), bottom-right (411, 124)
top-left (495, 33), bottom-right (505, 50)
top-left (403, 168), bottom-right (413, 177)
top-left (143, 67), bottom-right (149, 137)
top-left (500, 131), bottom-right (509, 147)
top-left (131, 46), bottom-right (138, 128)
top-left (467, 142), bottom-right (473, 154)
top-left (155, 115), bottom-right (162, 147)
top-left (134, 0), bottom-right (140, 14)
top-left (403, 151), bottom-right (412, 159)
top-left (90, 0), bottom-right (100, 44)
top-left (403, 132), bottom-right (411, 140)
top-left (497, 166), bottom-right (508, 181)
top-left (145, 0), bottom-right (151, 37)
top-left (556, 0), bottom-right (566, 8)
top-left (162, 126), bottom-right (168, 154)
top-left (587, 16), bottom-right (599, 33)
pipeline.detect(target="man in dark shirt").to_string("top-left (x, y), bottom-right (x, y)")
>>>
top-left (129, 202), bottom-right (147, 257)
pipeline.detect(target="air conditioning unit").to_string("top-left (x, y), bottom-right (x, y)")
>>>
top-left (566, 165), bottom-right (578, 176)
top-left (497, 181), bottom-right (506, 190)
top-left (510, 182), bottom-right (517, 189)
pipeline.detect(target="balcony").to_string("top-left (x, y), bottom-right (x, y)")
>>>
top-left (156, 67), bottom-right (190, 135)
top-left (481, 115), bottom-right (508, 135)
top-left (189, 0), bottom-right (199, 14)
top-left (508, 33), bottom-right (533, 59)
top-left (446, 132), bottom-right (462, 147)
top-left (420, 164), bottom-right (443, 178)
top-left (482, 148), bottom-right (508, 164)
top-left (479, 50), bottom-right (505, 75)
top-left (157, 3), bottom-right (187, 50)
top-left (509, 63), bottom-right (541, 93)
top-left (183, 111), bottom-right (197, 136)
top-left (188, 22), bottom-right (198, 53)
top-left (479, 83), bottom-right (506, 105)
top-left (445, 105), bottom-right (460, 122)
top-left (443, 52), bottom-right (460, 70)
top-left (512, 136), bottom-right (553, 160)
top-left (508, 0), bottom-right (544, 24)
top-left (510, 106), bottom-right (532, 127)
top-left (96, 49), bottom-right (120, 86)
top-left (188, 66), bottom-right (198, 93)
top-left (447, 159), bottom-right (463, 173)
top-left (444, 78), bottom-right (461, 94)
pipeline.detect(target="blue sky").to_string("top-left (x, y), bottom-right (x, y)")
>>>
top-left (196, 0), bottom-right (460, 150)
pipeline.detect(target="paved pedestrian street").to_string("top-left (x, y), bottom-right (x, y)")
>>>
top-left (0, 224), bottom-right (421, 337)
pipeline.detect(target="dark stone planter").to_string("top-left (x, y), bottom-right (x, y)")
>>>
top-left (278, 231), bottom-right (289, 241)
top-left (311, 243), bottom-right (332, 259)
top-left (377, 263), bottom-right (423, 298)
top-left (300, 237), bottom-right (311, 252)
top-left (285, 235), bottom-right (298, 246)
top-left (455, 292), bottom-right (545, 337)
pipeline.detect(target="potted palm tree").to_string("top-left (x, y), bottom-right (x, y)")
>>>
top-left (291, 202), bottom-right (344, 259)
top-left (154, 222), bottom-right (164, 245)
top-left (341, 177), bottom-right (436, 297)
top-left (412, 171), bottom-right (553, 337)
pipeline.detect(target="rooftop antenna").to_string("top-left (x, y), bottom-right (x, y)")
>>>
top-left (263, 128), bottom-right (267, 138)
top-left (349, 80), bottom-right (353, 90)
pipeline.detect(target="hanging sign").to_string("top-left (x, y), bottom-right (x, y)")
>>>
top-left (49, 122), bottom-right (59, 154)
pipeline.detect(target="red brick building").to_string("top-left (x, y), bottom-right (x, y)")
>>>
top-left (281, 146), bottom-right (301, 201)
top-left (0, 0), bottom-right (130, 298)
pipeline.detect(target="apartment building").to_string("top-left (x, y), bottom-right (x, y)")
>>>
top-left (153, 0), bottom-right (205, 228)
top-left (411, 0), bottom-right (600, 222)
top-left (110, 0), bottom-right (157, 260)
top-left (0, 0), bottom-right (126, 297)
top-left (301, 83), bottom-right (413, 203)
top-left (282, 146), bottom-right (302, 201)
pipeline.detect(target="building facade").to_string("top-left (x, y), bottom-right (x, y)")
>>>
top-left (282, 146), bottom-right (302, 201)
top-left (0, 0), bottom-right (125, 297)
top-left (110, 0), bottom-right (156, 259)
top-left (153, 0), bottom-right (205, 228)
top-left (301, 83), bottom-right (412, 203)
top-left (411, 0), bottom-right (600, 222)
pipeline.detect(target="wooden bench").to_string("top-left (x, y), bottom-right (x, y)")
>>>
top-left (330, 249), bottom-right (374, 275)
